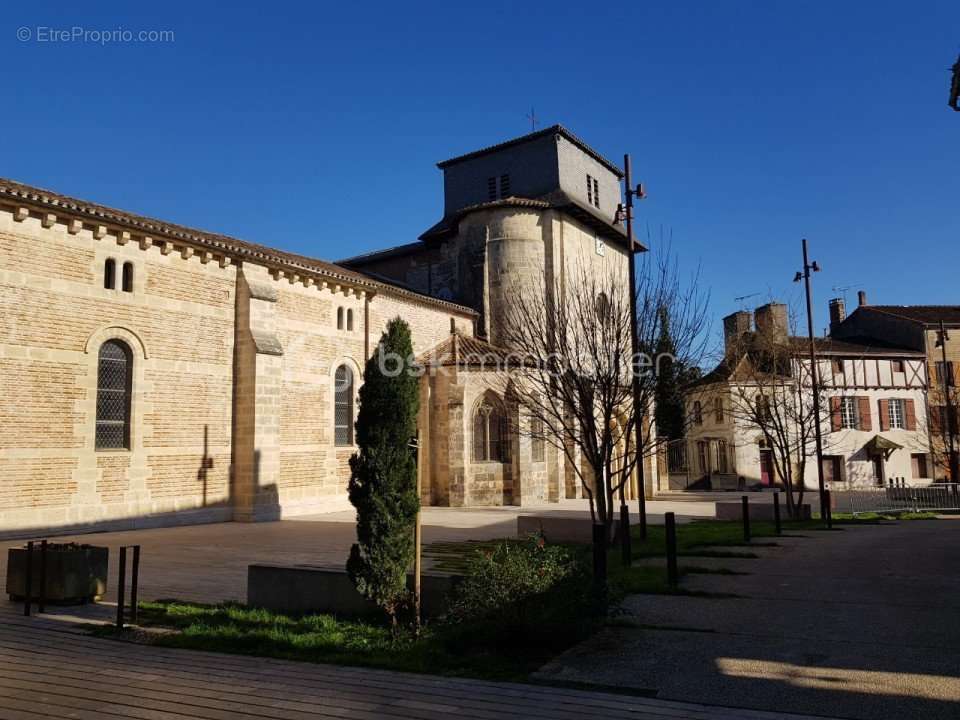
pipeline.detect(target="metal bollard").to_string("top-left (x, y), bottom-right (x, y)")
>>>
top-left (665, 511), bottom-right (679, 589)
top-left (825, 489), bottom-right (833, 529)
top-left (742, 495), bottom-right (751, 542)
top-left (620, 504), bottom-right (632, 567)
top-left (38, 540), bottom-right (47, 614)
top-left (773, 492), bottom-right (782, 535)
top-left (130, 545), bottom-right (141, 624)
top-left (116, 546), bottom-right (127, 629)
top-left (23, 541), bottom-right (33, 617)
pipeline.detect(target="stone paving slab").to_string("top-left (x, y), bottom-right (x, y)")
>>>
top-left (539, 520), bottom-right (960, 720)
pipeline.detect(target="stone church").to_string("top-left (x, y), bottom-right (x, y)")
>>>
top-left (0, 126), bottom-right (656, 537)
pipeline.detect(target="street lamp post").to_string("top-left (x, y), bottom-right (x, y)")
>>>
top-left (935, 321), bottom-right (958, 481)
top-left (794, 238), bottom-right (828, 526)
top-left (622, 154), bottom-right (648, 540)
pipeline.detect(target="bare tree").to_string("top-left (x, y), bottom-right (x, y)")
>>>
top-left (722, 319), bottom-right (833, 518)
top-left (497, 245), bottom-right (710, 543)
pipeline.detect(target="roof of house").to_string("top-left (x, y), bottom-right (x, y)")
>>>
top-left (0, 177), bottom-right (477, 317)
top-left (436, 124), bottom-right (624, 178)
top-left (693, 333), bottom-right (923, 388)
top-left (858, 305), bottom-right (960, 326)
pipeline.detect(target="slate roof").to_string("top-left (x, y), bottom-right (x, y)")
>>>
top-left (436, 124), bottom-right (624, 178)
top-left (0, 177), bottom-right (476, 317)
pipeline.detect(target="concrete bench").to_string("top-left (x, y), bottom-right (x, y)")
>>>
top-left (247, 564), bottom-right (459, 618)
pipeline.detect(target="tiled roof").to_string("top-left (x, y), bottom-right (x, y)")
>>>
top-left (694, 333), bottom-right (922, 388)
top-left (418, 192), bottom-right (641, 250)
top-left (792, 336), bottom-right (924, 357)
top-left (436, 124), bottom-right (624, 178)
top-left (417, 332), bottom-right (511, 368)
top-left (861, 305), bottom-right (960, 326)
top-left (0, 177), bottom-right (477, 317)
top-left (337, 241), bottom-right (425, 266)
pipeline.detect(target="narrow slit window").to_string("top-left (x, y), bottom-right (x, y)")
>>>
top-left (104, 259), bottom-right (116, 290)
top-left (586, 174), bottom-right (593, 205)
top-left (487, 177), bottom-right (498, 201)
top-left (337, 307), bottom-right (344, 330)
top-left (347, 309), bottom-right (354, 332)
top-left (593, 177), bottom-right (600, 207)
top-left (122, 262), bottom-right (134, 293)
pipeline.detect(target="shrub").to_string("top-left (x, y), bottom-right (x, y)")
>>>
top-left (441, 535), bottom-right (595, 651)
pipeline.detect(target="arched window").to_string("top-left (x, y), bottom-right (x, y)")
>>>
top-left (334, 365), bottom-right (354, 446)
top-left (474, 395), bottom-right (508, 462)
top-left (337, 307), bottom-right (344, 330)
top-left (122, 262), bottom-right (134, 293)
top-left (104, 259), bottom-right (116, 290)
top-left (96, 340), bottom-right (132, 450)
top-left (347, 309), bottom-right (354, 332)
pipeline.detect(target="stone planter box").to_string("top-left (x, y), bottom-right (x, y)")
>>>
top-left (6, 543), bottom-right (108, 604)
top-left (247, 564), bottom-right (460, 618)
top-left (715, 501), bottom-right (811, 521)
top-left (517, 515), bottom-right (621, 545)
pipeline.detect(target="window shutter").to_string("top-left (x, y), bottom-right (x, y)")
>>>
top-left (830, 396), bottom-right (842, 432)
top-left (904, 399), bottom-right (917, 431)
top-left (878, 399), bottom-right (889, 431)
top-left (858, 396), bottom-right (872, 431)
top-left (932, 406), bottom-right (943, 434)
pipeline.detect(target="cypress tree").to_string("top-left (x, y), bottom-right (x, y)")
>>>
top-left (347, 317), bottom-right (421, 629)
top-left (654, 307), bottom-right (686, 440)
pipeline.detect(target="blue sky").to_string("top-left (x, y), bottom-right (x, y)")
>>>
top-left (5, 1), bottom-right (959, 338)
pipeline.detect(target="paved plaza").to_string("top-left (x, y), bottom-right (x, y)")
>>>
top-left (1, 496), bottom-right (726, 605)
top-left (537, 518), bottom-right (960, 720)
top-left (0, 494), bottom-right (842, 720)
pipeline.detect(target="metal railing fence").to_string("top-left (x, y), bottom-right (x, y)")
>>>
top-left (834, 483), bottom-right (960, 515)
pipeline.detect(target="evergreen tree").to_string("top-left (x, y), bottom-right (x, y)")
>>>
top-left (654, 307), bottom-right (687, 440)
top-left (347, 317), bottom-right (420, 629)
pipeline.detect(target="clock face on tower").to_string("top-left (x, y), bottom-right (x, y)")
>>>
top-left (595, 237), bottom-right (605, 257)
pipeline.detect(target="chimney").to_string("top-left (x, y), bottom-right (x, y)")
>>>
top-left (723, 310), bottom-right (752, 354)
top-left (858, 290), bottom-right (868, 307)
top-left (828, 297), bottom-right (846, 334)
top-left (754, 302), bottom-right (789, 344)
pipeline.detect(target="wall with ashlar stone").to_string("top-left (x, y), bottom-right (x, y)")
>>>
top-left (0, 204), bottom-right (236, 536)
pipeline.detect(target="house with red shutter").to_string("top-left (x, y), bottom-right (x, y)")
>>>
top-left (681, 300), bottom-right (930, 491)
top-left (830, 294), bottom-right (960, 481)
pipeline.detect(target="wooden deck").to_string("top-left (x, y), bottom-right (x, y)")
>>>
top-left (0, 605), bottom-right (833, 720)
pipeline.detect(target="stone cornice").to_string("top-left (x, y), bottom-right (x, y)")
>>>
top-left (0, 177), bottom-right (477, 318)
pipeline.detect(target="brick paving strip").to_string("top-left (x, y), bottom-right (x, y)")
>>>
top-left (0, 608), bottom-right (834, 720)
